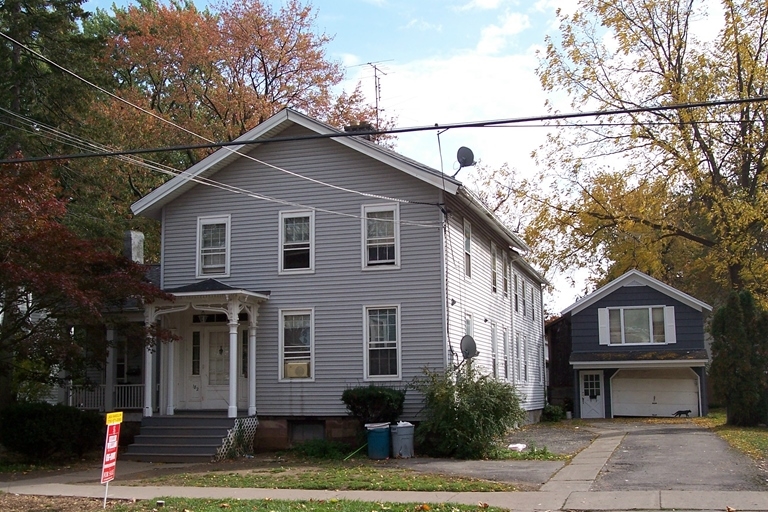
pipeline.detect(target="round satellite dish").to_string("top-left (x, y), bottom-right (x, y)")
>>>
top-left (457, 146), bottom-right (476, 168)
top-left (460, 335), bottom-right (479, 360)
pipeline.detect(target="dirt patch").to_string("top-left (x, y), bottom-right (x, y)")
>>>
top-left (0, 494), bottom-right (133, 512)
top-left (505, 420), bottom-right (597, 456)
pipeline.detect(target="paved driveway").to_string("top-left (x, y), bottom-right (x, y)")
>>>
top-left (591, 421), bottom-right (767, 491)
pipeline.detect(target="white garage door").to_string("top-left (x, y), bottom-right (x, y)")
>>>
top-left (611, 368), bottom-right (699, 417)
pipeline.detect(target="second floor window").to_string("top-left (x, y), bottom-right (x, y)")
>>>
top-left (197, 215), bottom-right (230, 277)
top-left (280, 211), bottom-right (314, 273)
top-left (363, 204), bottom-right (399, 267)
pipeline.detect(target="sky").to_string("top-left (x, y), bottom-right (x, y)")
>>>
top-left (80, 0), bottom-right (586, 313)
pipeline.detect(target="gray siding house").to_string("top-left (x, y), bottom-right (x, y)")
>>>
top-left (554, 270), bottom-right (711, 419)
top-left (126, 108), bottom-right (547, 452)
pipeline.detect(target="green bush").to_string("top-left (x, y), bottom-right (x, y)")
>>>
top-left (341, 385), bottom-right (406, 426)
top-left (289, 439), bottom-right (353, 460)
top-left (413, 363), bottom-right (526, 459)
top-left (0, 402), bottom-right (104, 461)
top-left (541, 403), bottom-right (565, 422)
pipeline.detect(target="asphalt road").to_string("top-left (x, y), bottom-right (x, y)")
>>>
top-left (591, 422), bottom-right (768, 491)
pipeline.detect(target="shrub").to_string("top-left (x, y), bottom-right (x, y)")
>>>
top-left (0, 402), bottom-right (104, 461)
top-left (413, 363), bottom-right (526, 459)
top-left (289, 439), bottom-right (353, 460)
top-left (541, 403), bottom-right (565, 422)
top-left (341, 385), bottom-right (406, 426)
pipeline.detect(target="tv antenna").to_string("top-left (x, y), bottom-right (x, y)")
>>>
top-left (367, 61), bottom-right (391, 130)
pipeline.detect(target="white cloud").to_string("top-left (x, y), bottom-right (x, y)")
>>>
top-left (458, 0), bottom-right (506, 10)
top-left (476, 12), bottom-right (530, 55)
top-left (405, 18), bottom-right (442, 32)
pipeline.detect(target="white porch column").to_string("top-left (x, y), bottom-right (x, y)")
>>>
top-left (143, 305), bottom-right (156, 417)
top-left (227, 301), bottom-right (239, 418)
top-left (165, 336), bottom-right (175, 416)
top-left (247, 305), bottom-right (259, 416)
top-left (104, 328), bottom-right (115, 412)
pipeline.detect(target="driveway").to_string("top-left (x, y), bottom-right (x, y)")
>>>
top-left (589, 421), bottom-right (767, 491)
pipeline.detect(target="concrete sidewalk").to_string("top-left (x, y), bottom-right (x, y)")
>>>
top-left (2, 426), bottom-right (767, 512)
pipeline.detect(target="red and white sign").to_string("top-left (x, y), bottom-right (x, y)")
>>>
top-left (101, 412), bottom-right (123, 484)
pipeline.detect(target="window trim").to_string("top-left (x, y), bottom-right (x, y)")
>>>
top-left (279, 210), bottom-right (315, 275)
top-left (363, 304), bottom-right (402, 381)
top-left (503, 253), bottom-right (509, 297)
top-left (278, 308), bottom-right (315, 382)
top-left (196, 215), bottom-right (231, 278)
top-left (361, 204), bottom-right (400, 269)
top-left (598, 305), bottom-right (676, 346)
top-left (491, 243), bottom-right (498, 293)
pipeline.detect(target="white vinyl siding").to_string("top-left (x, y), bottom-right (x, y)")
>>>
top-left (362, 204), bottom-right (399, 268)
top-left (365, 305), bottom-right (401, 380)
top-left (491, 322), bottom-right (498, 378)
top-left (503, 328), bottom-right (509, 380)
top-left (463, 219), bottom-right (471, 278)
top-left (279, 309), bottom-right (314, 381)
top-left (196, 215), bottom-right (230, 277)
top-left (491, 243), bottom-right (498, 293)
top-left (599, 306), bottom-right (676, 345)
top-left (279, 210), bottom-right (314, 274)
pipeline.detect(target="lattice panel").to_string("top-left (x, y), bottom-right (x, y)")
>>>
top-left (215, 416), bottom-right (259, 462)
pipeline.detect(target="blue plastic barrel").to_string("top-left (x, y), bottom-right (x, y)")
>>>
top-left (367, 425), bottom-right (390, 459)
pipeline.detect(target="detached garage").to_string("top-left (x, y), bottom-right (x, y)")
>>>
top-left (611, 368), bottom-right (700, 417)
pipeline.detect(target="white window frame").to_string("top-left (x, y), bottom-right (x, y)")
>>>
top-left (598, 306), bottom-right (676, 346)
top-left (279, 210), bottom-right (315, 274)
top-left (463, 219), bottom-right (472, 278)
top-left (279, 308), bottom-right (315, 382)
top-left (515, 332), bottom-right (521, 382)
top-left (465, 313), bottom-right (474, 337)
top-left (362, 204), bottom-right (400, 269)
top-left (503, 253), bottom-right (509, 297)
top-left (196, 215), bottom-right (231, 278)
top-left (514, 274), bottom-right (519, 313)
top-left (364, 304), bottom-right (401, 380)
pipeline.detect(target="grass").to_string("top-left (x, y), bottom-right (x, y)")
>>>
top-left (492, 444), bottom-right (566, 461)
top-left (695, 408), bottom-right (768, 461)
top-left (139, 462), bottom-right (516, 492)
top-left (110, 498), bottom-right (505, 512)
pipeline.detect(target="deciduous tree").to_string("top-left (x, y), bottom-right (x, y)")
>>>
top-left (487, 0), bottom-right (768, 305)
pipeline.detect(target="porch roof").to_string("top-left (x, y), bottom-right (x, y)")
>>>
top-left (570, 349), bottom-right (708, 369)
top-left (164, 279), bottom-right (270, 301)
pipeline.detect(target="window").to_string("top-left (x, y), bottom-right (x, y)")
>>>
top-left (192, 331), bottom-right (201, 376)
top-left (280, 310), bottom-right (313, 380)
top-left (522, 281), bottom-right (527, 317)
top-left (197, 215), bottom-right (230, 277)
top-left (362, 204), bottom-right (399, 267)
top-left (514, 275), bottom-right (519, 312)
top-left (365, 306), bottom-right (400, 379)
top-left (465, 313), bottom-right (473, 336)
top-left (531, 287), bottom-right (536, 320)
top-left (241, 330), bottom-right (248, 378)
top-left (491, 243), bottom-right (498, 293)
top-left (599, 306), bottom-right (676, 345)
top-left (523, 335), bottom-right (529, 381)
top-left (280, 211), bottom-right (314, 273)
top-left (503, 328), bottom-right (509, 380)
top-left (491, 322), bottom-right (498, 378)
top-left (503, 253), bottom-right (509, 297)
top-left (463, 219), bottom-right (472, 278)
top-left (515, 333), bottom-right (521, 381)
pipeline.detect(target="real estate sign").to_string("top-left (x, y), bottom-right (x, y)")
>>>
top-left (100, 412), bottom-right (123, 485)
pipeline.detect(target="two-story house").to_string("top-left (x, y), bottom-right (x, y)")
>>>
top-left (108, 108), bottom-right (547, 460)
top-left (548, 270), bottom-right (711, 419)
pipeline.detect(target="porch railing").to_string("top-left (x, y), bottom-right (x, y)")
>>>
top-left (65, 384), bottom-right (144, 411)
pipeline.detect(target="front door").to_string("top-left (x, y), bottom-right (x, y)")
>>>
top-left (184, 328), bottom-right (231, 410)
top-left (580, 371), bottom-right (604, 418)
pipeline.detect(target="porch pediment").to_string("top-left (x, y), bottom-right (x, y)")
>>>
top-left (164, 279), bottom-right (270, 301)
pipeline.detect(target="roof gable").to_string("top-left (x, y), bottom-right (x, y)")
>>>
top-left (561, 269), bottom-right (712, 315)
top-left (131, 108), bottom-right (461, 220)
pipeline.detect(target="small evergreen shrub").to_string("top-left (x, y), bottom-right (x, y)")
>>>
top-left (541, 403), bottom-right (565, 422)
top-left (0, 402), bottom-right (104, 461)
top-left (413, 363), bottom-right (526, 459)
top-left (341, 385), bottom-right (406, 425)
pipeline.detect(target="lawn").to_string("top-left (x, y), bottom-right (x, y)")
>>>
top-left (695, 409), bottom-right (768, 460)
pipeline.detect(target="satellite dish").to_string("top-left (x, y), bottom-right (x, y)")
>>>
top-left (452, 147), bottom-right (477, 177)
top-left (460, 335), bottom-right (479, 360)
top-left (457, 146), bottom-right (476, 167)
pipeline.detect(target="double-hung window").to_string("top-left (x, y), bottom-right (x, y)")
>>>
top-left (463, 219), bottom-right (472, 278)
top-left (280, 211), bottom-right (314, 273)
top-left (491, 243), bottom-right (498, 293)
top-left (503, 253), bottom-right (509, 297)
top-left (280, 309), bottom-right (313, 380)
top-left (365, 305), bottom-right (400, 379)
top-left (197, 215), bottom-right (230, 277)
top-left (599, 306), bottom-right (676, 345)
top-left (363, 204), bottom-right (399, 268)
top-left (514, 275), bottom-right (519, 312)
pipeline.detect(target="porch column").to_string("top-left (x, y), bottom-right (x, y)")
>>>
top-left (143, 304), bottom-right (156, 417)
top-left (165, 336), bottom-right (175, 416)
top-left (247, 305), bottom-right (259, 416)
top-left (104, 328), bottom-right (115, 412)
top-left (227, 301), bottom-right (239, 418)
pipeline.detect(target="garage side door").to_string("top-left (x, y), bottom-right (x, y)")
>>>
top-left (611, 368), bottom-right (699, 417)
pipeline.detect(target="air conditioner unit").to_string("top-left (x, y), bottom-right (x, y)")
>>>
top-left (285, 362), bottom-right (310, 378)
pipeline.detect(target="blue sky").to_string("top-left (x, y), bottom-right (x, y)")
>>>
top-left (81, 0), bottom-right (584, 309)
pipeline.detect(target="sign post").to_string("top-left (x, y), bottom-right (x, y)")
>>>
top-left (101, 411), bottom-right (123, 509)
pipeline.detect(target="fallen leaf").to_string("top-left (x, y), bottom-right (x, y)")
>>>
top-left (478, 503), bottom-right (489, 509)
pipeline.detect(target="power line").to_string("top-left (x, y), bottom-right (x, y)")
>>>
top-left (3, 95), bottom-right (767, 165)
